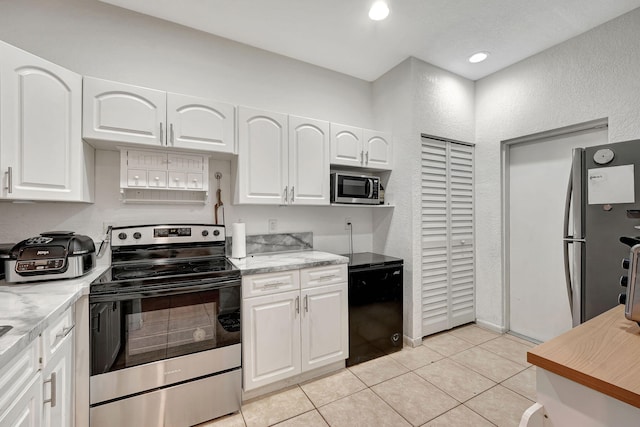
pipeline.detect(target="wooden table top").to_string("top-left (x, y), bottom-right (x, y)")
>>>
top-left (528, 305), bottom-right (640, 408)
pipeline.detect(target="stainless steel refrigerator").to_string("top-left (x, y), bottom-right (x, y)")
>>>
top-left (564, 139), bottom-right (640, 326)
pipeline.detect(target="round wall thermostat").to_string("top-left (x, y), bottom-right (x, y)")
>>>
top-left (593, 148), bottom-right (615, 165)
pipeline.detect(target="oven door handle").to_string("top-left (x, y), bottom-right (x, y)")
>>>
top-left (89, 279), bottom-right (240, 302)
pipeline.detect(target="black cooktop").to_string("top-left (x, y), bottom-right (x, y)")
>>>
top-left (341, 252), bottom-right (403, 269)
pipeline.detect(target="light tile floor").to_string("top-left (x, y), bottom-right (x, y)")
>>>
top-left (198, 324), bottom-right (537, 427)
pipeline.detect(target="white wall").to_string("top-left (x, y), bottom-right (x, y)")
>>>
top-left (475, 8), bottom-right (640, 329)
top-left (0, 0), bottom-right (376, 251)
top-left (372, 58), bottom-right (475, 342)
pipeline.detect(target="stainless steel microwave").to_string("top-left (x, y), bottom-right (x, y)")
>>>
top-left (330, 173), bottom-right (380, 205)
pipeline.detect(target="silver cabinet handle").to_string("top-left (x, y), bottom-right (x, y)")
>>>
top-left (366, 151), bottom-right (369, 164)
top-left (304, 295), bottom-right (308, 313)
top-left (318, 275), bottom-right (334, 281)
top-left (160, 123), bottom-right (164, 145)
top-left (360, 151), bottom-right (364, 164)
top-left (55, 325), bottom-right (74, 340)
top-left (43, 372), bottom-right (57, 408)
top-left (263, 281), bottom-right (283, 289)
top-left (290, 186), bottom-right (295, 203)
top-left (295, 296), bottom-right (300, 314)
top-left (284, 186), bottom-right (288, 203)
top-left (5, 167), bottom-right (12, 194)
top-left (170, 123), bottom-right (174, 145)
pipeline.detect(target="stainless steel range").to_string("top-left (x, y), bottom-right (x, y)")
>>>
top-left (89, 224), bottom-right (241, 427)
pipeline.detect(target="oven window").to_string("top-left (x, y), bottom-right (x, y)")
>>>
top-left (90, 285), bottom-right (240, 376)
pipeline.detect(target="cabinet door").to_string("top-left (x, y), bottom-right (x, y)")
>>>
top-left (242, 290), bottom-right (301, 391)
top-left (167, 93), bottom-right (235, 153)
top-left (363, 130), bottom-right (393, 170)
top-left (0, 375), bottom-right (42, 427)
top-left (237, 107), bottom-right (288, 204)
top-left (288, 116), bottom-right (330, 205)
top-left (42, 333), bottom-right (73, 427)
top-left (83, 77), bottom-right (166, 147)
top-left (330, 123), bottom-right (363, 167)
top-left (301, 283), bottom-right (348, 371)
top-left (0, 41), bottom-right (82, 201)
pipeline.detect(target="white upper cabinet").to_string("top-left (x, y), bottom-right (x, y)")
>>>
top-left (166, 92), bottom-right (235, 153)
top-left (0, 41), bottom-right (91, 202)
top-left (83, 77), bottom-right (235, 154)
top-left (236, 108), bottom-right (330, 206)
top-left (330, 124), bottom-right (393, 171)
top-left (363, 129), bottom-right (393, 170)
top-left (83, 77), bottom-right (166, 147)
top-left (236, 107), bottom-right (288, 204)
top-left (288, 115), bottom-right (330, 205)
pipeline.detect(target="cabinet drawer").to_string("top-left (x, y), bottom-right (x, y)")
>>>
top-left (147, 170), bottom-right (168, 188)
top-left (242, 270), bottom-right (300, 298)
top-left (168, 172), bottom-right (186, 188)
top-left (42, 307), bottom-right (75, 366)
top-left (0, 339), bottom-right (39, 417)
top-left (127, 169), bottom-right (147, 187)
top-left (300, 264), bottom-right (347, 289)
top-left (187, 173), bottom-right (204, 189)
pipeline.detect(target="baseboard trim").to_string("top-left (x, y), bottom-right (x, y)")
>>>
top-left (475, 319), bottom-right (508, 334)
top-left (403, 335), bottom-right (422, 348)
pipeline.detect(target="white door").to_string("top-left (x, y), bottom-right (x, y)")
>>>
top-left (508, 127), bottom-right (607, 342)
top-left (82, 77), bottom-right (166, 147)
top-left (301, 284), bottom-right (348, 371)
top-left (421, 138), bottom-right (475, 336)
top-left (330, 123), bottom-right (363, 167)
top-left (242, 290), bottom-right (301, 391)
top-left (0, 375), bottom-right (42, 427)
top-left (288, 116), bottom-right (330, 206)
top-left (166, 93), bottom-right (235, 153)
top-left (237, 107), bottom-right (288, 204)
top-left (0, 42), bottom-right (82, 201)
top-left (363, 130), bottom-right (393, 170)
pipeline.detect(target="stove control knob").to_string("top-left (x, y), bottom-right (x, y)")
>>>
top-left (620, 275), bottom-right (629, 287)
top-left (202, 230), bottom-right (209, 237)
top-left (619, 293), bottom-right (627, 305)
top-left (622, 258), bottom-right (630, 269)
top-left (118, 232), bottom-right (127, 240)
top-left (213, 230), bottom-right (220, 236)
top-left (133, 232), bottom-right (142, 240)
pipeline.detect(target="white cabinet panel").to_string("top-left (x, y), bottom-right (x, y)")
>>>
top-left (0, 375), bottom-right (42, 427)
top-left (0, 41), bottom-right (86, 201)
top-left (242, 290), bottom-right (301, 391)
top-left (330, 123), bottom-right (363, 167)
top-left (42, 333), bottom-right (73, 427)
top-left (364, 130), bottom-right (392, 170)
top-left (83, 77), bottom-right (166, 147)
top-left (301, 283), bottom-right (348, 371)
top-left (167, 93), bottom-right (235, 153)
top-left (237, 107), bottom-right (288, 204)
top-left (288, 116), bottom-right (330, 205)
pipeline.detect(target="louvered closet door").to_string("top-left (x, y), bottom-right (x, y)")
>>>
top-left (421, 138), bottom-right (475, 336)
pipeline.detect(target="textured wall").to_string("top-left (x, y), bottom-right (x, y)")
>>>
top-left (475, 8), bottom-right (640, 329)
top-left (0, 0), bottom-right (375, 250)
top-left (372, 58), bottom-right (475, 341)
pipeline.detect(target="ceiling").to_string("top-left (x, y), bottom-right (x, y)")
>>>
top-left (99, 0), bottom-right (640, 81)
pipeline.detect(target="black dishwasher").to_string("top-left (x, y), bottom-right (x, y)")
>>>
top-left (343, 252), bottom-right (403, 366)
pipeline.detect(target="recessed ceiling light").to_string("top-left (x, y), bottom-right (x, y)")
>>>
top-left (369, 1), bottom-right (390, 21)
top-left (468, 52), bottom-right (489, 63)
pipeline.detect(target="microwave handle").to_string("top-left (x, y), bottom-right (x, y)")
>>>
top-left (368, 179), bottom-right (374, 198)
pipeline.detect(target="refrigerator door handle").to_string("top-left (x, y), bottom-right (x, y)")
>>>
top-left (563, 148), bottom-right (584, 327)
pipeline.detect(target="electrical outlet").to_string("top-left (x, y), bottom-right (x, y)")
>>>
top-left (268, 219), bottom-right (278, 233)
top-left (345, 217), bottom-right (352, 230)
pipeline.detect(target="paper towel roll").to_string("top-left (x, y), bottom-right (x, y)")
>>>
top-left (231, 223), bottom-right (246, 259)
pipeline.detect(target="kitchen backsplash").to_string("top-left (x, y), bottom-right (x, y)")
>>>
top-left (227, 232), bottom-right (313, 256)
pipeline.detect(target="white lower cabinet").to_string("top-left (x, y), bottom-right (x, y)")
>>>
top-left (242, 265), bottom-right (348, 392)
top-left (0, 308), bottom-right (74, 427)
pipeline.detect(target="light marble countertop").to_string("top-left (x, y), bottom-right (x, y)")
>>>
top-left (0, 264), bottom-right (108, 368)
top-left (229, 250), bottom-right (348, 275)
